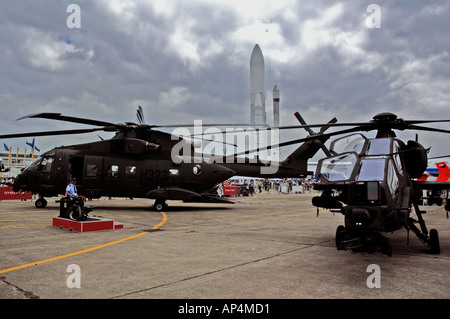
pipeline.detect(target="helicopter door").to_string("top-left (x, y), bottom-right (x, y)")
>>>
top-left (69, 156), bottom-right (84, 184)
top-left (83, 156), bottom-right (104, 199)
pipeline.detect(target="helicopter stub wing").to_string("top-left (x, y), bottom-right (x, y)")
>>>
top-left (182, 195), bottom-right (234, 204)
top-left (147, 187), bottom-right (200, 200)
top-left (146, 187), bottom-right (234, 204)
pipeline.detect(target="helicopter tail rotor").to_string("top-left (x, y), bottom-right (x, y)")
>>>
top-left (294, 112), bottom-right (337, 157)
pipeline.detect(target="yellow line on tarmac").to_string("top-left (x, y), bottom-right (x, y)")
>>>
top-left (0, 224), bottom-right (49, 229)
top-left (152, 211), bottom-right (168, 229)
top-left (0, 212), bottom-right (167, 275)
top-left (0, 210), bottom-right (46, 215)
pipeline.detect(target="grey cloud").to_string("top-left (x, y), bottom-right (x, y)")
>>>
top-left (0, 0), bottom-right (449, 158)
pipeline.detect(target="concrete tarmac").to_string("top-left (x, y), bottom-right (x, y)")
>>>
top-left (1, 191), bottom-right (450, 300)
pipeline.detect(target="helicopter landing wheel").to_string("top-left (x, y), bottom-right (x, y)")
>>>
top-left (429, 229), bottom-right (440, 254)
top-left (335, 225), bottom-right (346, 250)
top-left (153, 199), bottom-right (166, 212)
top-left (35, 198), bottom-right (48, 208)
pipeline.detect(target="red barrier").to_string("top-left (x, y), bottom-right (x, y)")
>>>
top-left (223, 186), bottom-right (237, 196)
top-left (0, 187), bottom-right (32, 200)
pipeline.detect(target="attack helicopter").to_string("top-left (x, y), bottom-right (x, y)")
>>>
top-left (0, 111), bottom-right (330, 211)
top-left (206, 111), bottom-right (450, 256)
top-left (303, 112), bottom-right (450, 256)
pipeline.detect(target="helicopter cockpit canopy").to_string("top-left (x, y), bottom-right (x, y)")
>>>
top-left (24, 152), bottom-right (55, 173)
top-left (329, 133), bottom-right (367, 155)
top-left (317, 137), bottom-right (404, 184)
top-left (318, 153), bottom-right (358, 181)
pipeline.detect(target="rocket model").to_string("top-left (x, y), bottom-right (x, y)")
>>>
top-left (250, 44), bottom-right (266, 127)
top-left (273, 85), bottom-right (280, 128)
top-left (249, 44), bottom-right (266, 159)
top-left (272, 85), bottom-right (280, 161)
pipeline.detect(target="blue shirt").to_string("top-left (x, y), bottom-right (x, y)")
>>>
top-left (66, 183), bottom-right (78, 198)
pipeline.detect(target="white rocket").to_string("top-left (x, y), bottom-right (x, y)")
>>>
top-left (273, 85), bottom-right (280, 128)
top-left (272, 85), bottom-right (280, 161)
top-left (250, 44), bottom-right (266, 127)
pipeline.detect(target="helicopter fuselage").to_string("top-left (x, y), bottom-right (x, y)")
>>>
top-left (13, 139), bottom-right (236, 204)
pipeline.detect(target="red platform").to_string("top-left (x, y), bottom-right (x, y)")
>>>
top-left (53, 217), bottom-right (123, 232)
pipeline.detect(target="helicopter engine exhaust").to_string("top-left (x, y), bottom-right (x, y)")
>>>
top-left (146, 142), bottom-right (160, 152)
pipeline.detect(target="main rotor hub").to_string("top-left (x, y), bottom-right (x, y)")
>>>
top-left (371, 112), bottom-right (404, 137)
top-left (372, 112), bottom-right (398, 123)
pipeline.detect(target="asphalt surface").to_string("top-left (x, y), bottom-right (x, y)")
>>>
top-left (1, 191), bottom-right (450, 302)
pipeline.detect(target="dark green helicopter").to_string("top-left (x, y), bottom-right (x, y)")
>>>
top-left (0, 111), bottom-right (334, 211)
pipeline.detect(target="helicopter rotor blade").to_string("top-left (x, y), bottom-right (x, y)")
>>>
top-left (260, 117), bottom-right (450, 132)
top-left (150, 123), bottom-right (264, 130)
top-left (293, 112), bottom-right (338, 157)
top-left (278, 126), bottom-right (364, 152)
top-left (429, 154), bottom-right (450, 160)
top-left (172, 134), bottom-right (238, 147)
top-left (294, 112), bottom-right (315, 135)
top-left (318, 117), bottom-right (338, 134)
top-left (17, 113), bottom-right (117, 127)
top-left (402, 119), bottom-right (450, 125)
top-left (269, 122), bottom-right (372, 131)
top-left (0, 128), bottom-right (105, 139)
top-left (408, 125), bottom-right (450, 135)
top-left (19, 113), bottom-right (262, 130)
top-left (228, 126), bottom-right (364, 158)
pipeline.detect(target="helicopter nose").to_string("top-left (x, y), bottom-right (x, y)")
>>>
top-left (13, 173), bottom-right (27, 192)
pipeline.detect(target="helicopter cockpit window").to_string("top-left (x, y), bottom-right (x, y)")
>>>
top-left (25, 157), bottom-right (42, 172)
top-left (387, 159), bottom-right (400, 201)
top-left (329, 134), bottom-right (367, 154)
top-left (25, 155), bottom-right (54, 172)
top-left (393, 141), bottom-right (403, 176)
top-left (41, 157), bottom-right (54, 172)
top-left (367, 138), bottom-right (390, 155)
top-left (356, 158), bottom-right (386, 181)
top-left (319, 153), bottom-right (357, 181)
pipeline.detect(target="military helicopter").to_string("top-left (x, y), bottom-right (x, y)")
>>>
top-left (0, 111), bottom-right (331, 211)
top-left (302, 112), bottom-right (450, 256)
top-left (203, 111), bottom-right (450, 256)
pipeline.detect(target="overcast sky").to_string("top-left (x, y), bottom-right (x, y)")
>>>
top-left (1, 0), bottom-right (450, 162)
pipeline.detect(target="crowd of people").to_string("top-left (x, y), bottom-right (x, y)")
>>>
top-left (218, 178), bottom-right (318, 197)
top-left (0, 177), bottom-right (14, 186)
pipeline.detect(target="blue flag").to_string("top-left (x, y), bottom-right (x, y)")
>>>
top-left (26, 138), bottom-right (40, 152)
top-left (136, 105), bottom-right (145, 124)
